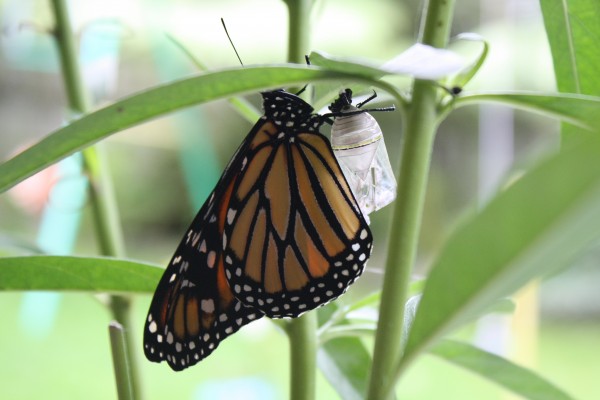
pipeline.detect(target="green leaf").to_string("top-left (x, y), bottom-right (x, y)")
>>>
top-left (319, 324), bottom-right (377, 343)
top-left (0, 255), bottom-right (162, 292)
top-left (539, 0), bottom-right (600, 95)
top-left (317, 300), bottom-right (393, 400)
top-left (317, 301), bottom-right (341, 327)
top-left (455, 92), bottom-right (600, 130)
top-left (308, 51), bottom-right (388, 78)
top-left (539, 0), bottom-right (600, 137)
top-left (429, 340), bottom-right (574, 400)
top-left (452, 33), bottom-right (489, 89)
top-left (0, 65), bottom-right (382, 193)
top-left (401, 295), bottom-right (421, 348)
top-left (318, 337), bottom-right (373, 400)
top-left (402, 136), bottom-right (600, 368)
top-left (345, 291), bottom-right (381, 313)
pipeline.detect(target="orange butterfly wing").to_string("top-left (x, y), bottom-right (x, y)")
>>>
top-left (223, 91), bottom-right (373, 318)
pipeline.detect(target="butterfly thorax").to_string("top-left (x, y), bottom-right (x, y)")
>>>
top-left (261, 90), bottom-right (324, 134)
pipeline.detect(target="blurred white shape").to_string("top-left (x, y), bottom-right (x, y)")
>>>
top-left (194, 378), bottom-right (275, 400)
top-left (382, 43), bottom-right (465, 79)
top-left (331, 104), bottom-right (397, 223)
top-left (456, 32), bottom-right (486, 42)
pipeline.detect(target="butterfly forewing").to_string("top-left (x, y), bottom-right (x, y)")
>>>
top-left (223, 91), bottom-right (373, 318)
top-left (144, 123), bottom-right (266, 371)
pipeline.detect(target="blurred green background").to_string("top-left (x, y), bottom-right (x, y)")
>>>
top-left (1, 0), bottom-right (599, 399)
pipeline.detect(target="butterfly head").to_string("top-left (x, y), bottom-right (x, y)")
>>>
top-left (261, 90), bottom-right (324, 133)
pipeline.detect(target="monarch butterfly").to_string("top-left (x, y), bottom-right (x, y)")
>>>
top-left (144, 89), bottom-right (373, 371)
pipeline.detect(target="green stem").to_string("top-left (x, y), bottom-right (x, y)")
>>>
top-left (287, 313), bottom-right (318, 400)
top-left (366, 1), bottom-right (455, 399)
top-left (50, 0), bottom-right (89, 113)
top-left (284, 0), bottom-right (313, 66)
top-left (282, 1), bottom-right (317, 400)
top-left (49, 1), bottom-right (140, 399)
top-left (109, 322), bottom-right (135, 400)
top-left (82, 146), bottom-right (126, 258)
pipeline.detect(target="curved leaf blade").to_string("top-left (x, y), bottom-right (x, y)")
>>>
top-left (0, 255), bottom-right (162, 292)
top-left (539, 1), bottom-right (600, 138)
top-left (453, 33), bottom-right (489, 88)
top-left (0, 65), bottom-right (356, 193)
top-left (402, 136), bottom-right (600, 367)
top-left (429, 340), bottom-right (573, 400)
top-left (455, 92), bottom-right (600, 130)
top-left (539, 0), bottom-right (600, 95)
top-left (308, 51), bottom-right (388, 78)
top-left (318, 337), bottom-right (373, 400)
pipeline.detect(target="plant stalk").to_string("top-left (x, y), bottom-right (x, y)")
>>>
top-left (282, 1), bottom-right (317, 399)
top-left (284, 0), bottom-right (313, 67)
top-left (366, 0), bottom-right (456, 399)
top-left (287, 313), bottom-right (318, 400)
top-left (50, 0), bottom-right (89, 113)
top-left (109, 322), bottom-right (135, 400)
top-left (50, 1), bottom-right (140, 399)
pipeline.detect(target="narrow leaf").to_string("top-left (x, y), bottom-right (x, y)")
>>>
top-left (0, 256), bottom-right (162, 292)
top-left (453, 33), bottom-right (489, 88)
top-left (308, 51), bottom-right (388, 78)
top-left (0, 66), bottom-right (362, 193)
top-left (539, 0), bottom-right (600, 95)
top-left (539, 0), bottom-right (600, 137)
top-left (403, 136), bottom-right (600, 366)
top-left (311, 45), bottom-right (466, 80)
top-left (318, 337), bottom-right (372, 400)
top-left (455, 92), bottom-right (600, 130)
top-left (430, 340), bottom-right (573, 400)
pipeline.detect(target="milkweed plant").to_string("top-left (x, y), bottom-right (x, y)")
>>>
top-left (1, 0), bottom-right (599, 399)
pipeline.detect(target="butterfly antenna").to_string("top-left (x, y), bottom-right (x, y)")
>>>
top-left (221, 18), bottom-right (244, 66)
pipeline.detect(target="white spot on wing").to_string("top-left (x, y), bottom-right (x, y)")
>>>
top-left (207, 251), bottom-right (216, 268)
top-left (201, 299), bottom-right (215, 313)
top-left (227, 209), bottom-right (237, 225)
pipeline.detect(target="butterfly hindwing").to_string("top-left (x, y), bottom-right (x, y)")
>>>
top-left (223, 91), bottom-right (373, 318)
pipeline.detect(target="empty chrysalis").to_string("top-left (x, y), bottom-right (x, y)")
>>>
top-left (327, 89), bottom-right (397, 222)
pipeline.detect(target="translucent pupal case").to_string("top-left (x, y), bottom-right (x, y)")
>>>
top-left (331, 105), bottom-right (397, 222)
